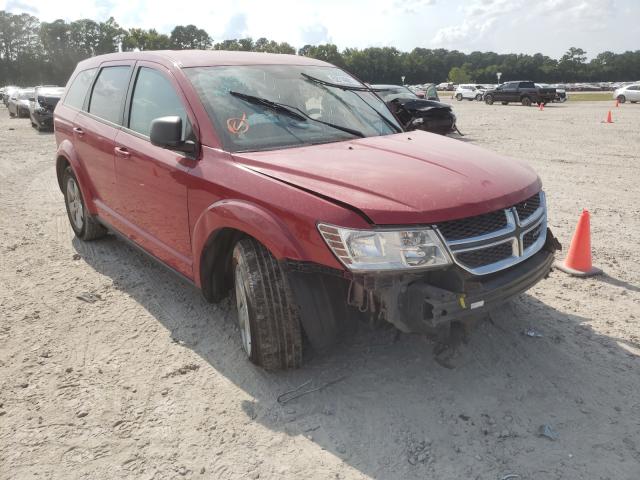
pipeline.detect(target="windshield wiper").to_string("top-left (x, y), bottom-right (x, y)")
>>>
top-left (229, 91), bottom-right (307, 121)
top-left (301, 74), bottom-right (402, 133)
top-left (229, 91), bottom-right (365, 138)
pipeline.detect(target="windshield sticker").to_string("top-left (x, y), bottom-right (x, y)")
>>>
top-left (227, 113), bottom-right (249, 135)
top-left (326, 74), bottom-right (360, 86)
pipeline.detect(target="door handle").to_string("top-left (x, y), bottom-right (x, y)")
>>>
top-left (72, 127), bottom-right (84, 136)
top-left (114, 146), bottom-right (130, 158)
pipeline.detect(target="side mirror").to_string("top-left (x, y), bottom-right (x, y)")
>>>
top-left (150, 116), bottom-right (196, 155)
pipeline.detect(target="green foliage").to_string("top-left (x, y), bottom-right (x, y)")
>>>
top-left (0, 10), bottom-right (639, 87)
top-left (170, 24), bottom-right (211, 50)
top-left (213, 37), bottom-right (295, 54)
top-left (448, 66), bottom-right (471, 83)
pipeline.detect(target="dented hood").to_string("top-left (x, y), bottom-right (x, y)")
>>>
top-left (232, 131), bottom-right (541, 225)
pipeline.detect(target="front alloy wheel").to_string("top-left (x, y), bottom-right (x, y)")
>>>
top-left (617, 95), bottom-right (626, 104)
top-left (234, 261), bottom-right (252, 357)
top-left (232, 238), bottom-right (302, 370)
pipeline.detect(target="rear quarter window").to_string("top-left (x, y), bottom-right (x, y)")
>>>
top-left (64, 68), bottom-right (97, 110)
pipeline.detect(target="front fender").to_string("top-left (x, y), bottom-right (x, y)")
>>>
top-left (56, 139), bottom-right (98, 215)
top-left (191, 199), bottom-right (308, 288)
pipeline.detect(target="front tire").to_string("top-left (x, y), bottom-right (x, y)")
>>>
top-left (455, 93), bottom-right (463, 101)
top-left (475, 94), bottom-right (483, 101)
top-left (232, 238), bottom-right (302, 370)
top-left (617, 95), bottom-right (626, 104)
top-left (62, 167), bottom-right (107, 241)
top-left (484, 95), bottom-right (494, 105)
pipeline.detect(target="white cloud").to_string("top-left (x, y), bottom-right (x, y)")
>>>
top-left (0, 0), bottom-right (636, 57)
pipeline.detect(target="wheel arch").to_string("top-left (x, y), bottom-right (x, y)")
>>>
top-left (55, 140), bottom-right (98, 214)
top-left (193, 199), bottom-right (307, 302)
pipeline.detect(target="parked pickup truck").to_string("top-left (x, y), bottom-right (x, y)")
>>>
top-left (54, 51), bottom-right (559, 370)
top-left (484, 81), bottom-right (556, 106)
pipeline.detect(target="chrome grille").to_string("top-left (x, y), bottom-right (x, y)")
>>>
top-left (435, 191), bottom-right (547, 275)
top-left (514, 193), bottom-right (541, 222)
top-left (437, 210), bottom-right (508, 241)
top-left (523, 222), bottom-right (543, 250)
top-left (456, 241), bottom-right (514, 268)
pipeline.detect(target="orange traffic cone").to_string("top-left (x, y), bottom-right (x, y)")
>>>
top-left (555, 210), bottom-right (602, 277)
top-left (539, 102), bottom-right (544, 111)
top-left (615, 99), bottom-right (619, 108)
top-left (606, 110), bottom-right (613, 123)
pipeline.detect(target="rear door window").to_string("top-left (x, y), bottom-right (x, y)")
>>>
top-left (128, 67), bottom-right (188, 138)
top-left (88, 66), bottom-right (132, 124)
top-left (519, 82), bottom-right (535, 88)
top-left (64, 68), bottom-right (97, 110)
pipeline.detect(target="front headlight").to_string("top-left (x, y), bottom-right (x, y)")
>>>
top-left (318, 224), bottom-right (451, 272)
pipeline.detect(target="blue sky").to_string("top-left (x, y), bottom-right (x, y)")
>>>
top-left (2, 0), bottom-right (638, 59)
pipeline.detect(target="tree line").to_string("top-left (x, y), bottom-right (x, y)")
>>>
top-left (1, 10), bottom-right (639, 87)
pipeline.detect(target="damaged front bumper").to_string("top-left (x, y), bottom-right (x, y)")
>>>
top-left (285, 229), bottom-right (559, 349)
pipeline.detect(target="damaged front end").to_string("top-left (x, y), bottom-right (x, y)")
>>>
top-left (388, 98), bottom-right (457, 135)
top-left (285, 191), bottom-right (561, 349)
top-left (347, 230), bottom-right (559, 334)
top-left (285, 229), bottom-right (559, 349)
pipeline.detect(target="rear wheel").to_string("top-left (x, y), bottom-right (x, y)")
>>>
top-left (617, 95), bottom-right (626, 104)
top-left (521, 97), bottom-right (532, 107)
top-left (484, 95), bottom-right (494, 105)
top-left (455, 93), bottom-right (463, 101)
top-left (232, 238), bottom-right (302, 370)
top-left (63, 167), bottom-right (107, 241)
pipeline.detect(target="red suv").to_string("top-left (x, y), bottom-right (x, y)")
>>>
top-left (54, 51), bottom-right (558, 370)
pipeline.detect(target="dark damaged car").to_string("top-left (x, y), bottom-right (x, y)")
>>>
top-left (30, 86), bottom-right (65, 131)
top-left (54, 51), bottom-right (558, 370)
top-left (372, 84), bottom-right (457, 135)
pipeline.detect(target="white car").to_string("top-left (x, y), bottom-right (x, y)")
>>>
top-left (614, 84), bottom-right (640, 103)
top-left (454, 84), bottom-right (485, 101)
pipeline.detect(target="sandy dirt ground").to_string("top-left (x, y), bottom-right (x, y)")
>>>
top-left (1, 100), bottom-right (639, 480)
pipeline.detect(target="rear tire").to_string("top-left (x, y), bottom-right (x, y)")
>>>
top-left (62, 167), bottom-right (107, 241)
top-left (484, 95), bottom-right (494, 105)
top-left (232, 238), bottom-right (302, 370)
top-left (617, 95), bottom-right (626, 104)
top-left (455, 93), bottom-right (463, 101)
top-left (521, 97), bottom-right (532, 107)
